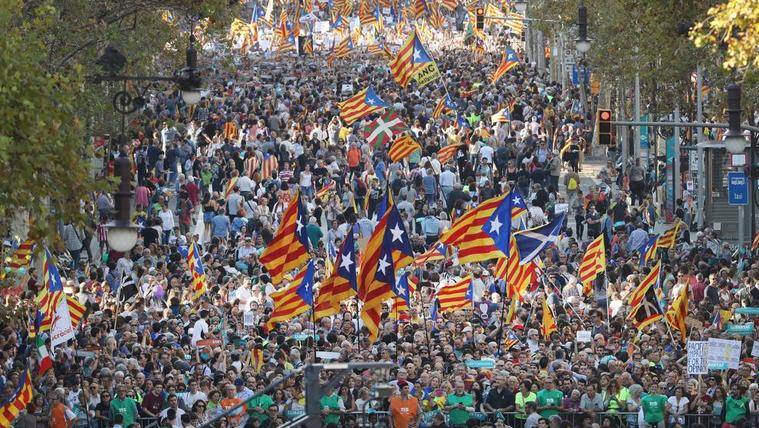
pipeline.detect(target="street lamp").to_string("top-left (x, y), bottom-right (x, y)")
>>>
top-left (576, 3), bottom-right (591, 53)
top-left (93, 32), bottom-right (204, 122)
top-left (723, 83), bottom-right (747, 154)
top-left (106, 146), bottom-right (139, 252)
top-left (514, 0), bottom-right (527, 14)
top-left (177, 35), bottom-right (203, 106)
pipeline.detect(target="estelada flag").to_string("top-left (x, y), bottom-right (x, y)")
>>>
top-left (259, 189), bottom-right (311, 284)
top-left (265, 261), bottom-right (315, 331)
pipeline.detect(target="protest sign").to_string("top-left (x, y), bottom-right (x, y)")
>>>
top-left (686, 341), bottom-right (708, 374)
top-left (707, 338), bottom-right (742, 370)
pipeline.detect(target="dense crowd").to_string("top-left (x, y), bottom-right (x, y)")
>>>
top-left (2, 27), bottom-right (758, 428)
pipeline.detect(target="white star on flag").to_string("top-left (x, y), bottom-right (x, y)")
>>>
top-left (340, 252), bottom-right (353, 270)
top-left (413, 50), bottom-right (422, 62)
top-left (489, 216), bottom-right (503, 235)
top-left (378, 255), bottom-right (391, 274)
top-left (390, 223), bottom-right (405, 242)
top-left (512, 196), bottom-right (521, 204)
top-left (397, 285), bottom-right (406, 296)
top-left (296, 219), bottom-right (304, 233)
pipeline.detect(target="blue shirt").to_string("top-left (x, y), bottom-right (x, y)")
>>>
top-left (211, 215), bottom-right (231, 238)
top-left (422, 175), bottom-right (437, 194)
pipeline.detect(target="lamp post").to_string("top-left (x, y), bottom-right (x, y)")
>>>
top-left (575, 3), bottom-right (591, 54)
top-left (95, 33), bottom-right (203, 253)
top-left (723, 84), bottom-right (747, 155)
top-left (106, 146), bottom-right (139, 252)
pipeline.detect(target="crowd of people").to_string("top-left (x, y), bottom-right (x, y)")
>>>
top-left (2, 22), bottom-right (758, 428)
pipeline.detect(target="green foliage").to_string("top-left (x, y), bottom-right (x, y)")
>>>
top-left (0, 0), bottom-right (238, 243)
top-left (527, 0), bottom-right (743, 115)
top-left (0, 0), bottom-right (100, 241)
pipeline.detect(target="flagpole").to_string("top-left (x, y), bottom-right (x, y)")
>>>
top-left (542, 273), bottom-right (585, 327)
top-left (419, 284), bottom-right (432, 352)
top-left (495, 281), bottom-right (508, 356)
top-left (311, 305), bottom-right (317, 363)
top-left (394, 299), bottom-right (399, 364)
top-left (354, 295), bottom-right (361, 353)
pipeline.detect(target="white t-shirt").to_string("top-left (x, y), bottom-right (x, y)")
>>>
top-left (159, 407), bottom-right (185, 428)
top-left (191, 318), bottom-right (209, 346)
top-left (237, 176), bottom-right (253, 192)
top-left (182, 391), bottom-right (207, 409)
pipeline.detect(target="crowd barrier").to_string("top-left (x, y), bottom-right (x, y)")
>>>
top-left (136, 410), bottom-right (753, 427)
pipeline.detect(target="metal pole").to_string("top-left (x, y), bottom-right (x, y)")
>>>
top-left (559, 34), bottom-right (566, 90)
top-left (579, 59), bottom-right (587, 118)
top-left (674, 106), bottom-right (681, 211)
top-left (739, 205), bottom-right (746, 245)
top-left (695, 64), bottom-right (705, 230)
top-left (634, 72), bottom-right (641, 159)
top-left (620, 86), bottom-right (628, 166)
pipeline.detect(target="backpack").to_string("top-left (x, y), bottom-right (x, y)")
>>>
top-left (568, 177), bottom-right (578, 191)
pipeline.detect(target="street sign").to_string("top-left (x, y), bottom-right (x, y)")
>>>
top-left (727, 171), bottom-right (749, 206)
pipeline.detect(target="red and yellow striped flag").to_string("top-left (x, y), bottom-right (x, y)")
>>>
top-left (541, 299), bottom-right (557, 339)
top-left (66, 295), bottom-right (87, 328)
top-left (665, 285), bottom-right (688, 342)
top-left (437, 143), bottom-right (463, 164)
top-left (259, 190), bottom-right (311, 284)
top-left (0, 369), bottom-right (34, 427)
top-left (8, 240), bottom-right (34, 270)
top-left (578, 234), bottom-right (605, 295)
top-left (752, 231), bottom-right (759, 251)
top-left (628, 261), bottom-right (661, 307)
top-left (388, 134), bottom-right (421, 162)
top-left (265, 262), bottom-right (315, 331)
top-left (656, 222), bottom-right (680, 250)
top-left (437, 276), bottom-right (471, 313)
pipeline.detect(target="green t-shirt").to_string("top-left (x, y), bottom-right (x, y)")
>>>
top-left (536, 389), bottom-right (564, 417)
top-left (109, 397), bottom-right (138, 427)
top-left (320, 393), bottom-right (343, 425)
top-left (446, 393), bottom-right (474, 425)
top-left (725, 395), bottom-right (749, 423)
top-left (641, 394), bottom-right (667, 423)
top-left (247, 394), bottom-right (274, 422)
top-left (515, 392), bottom-right (537, 419)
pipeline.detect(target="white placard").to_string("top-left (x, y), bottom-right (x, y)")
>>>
top-left (314, 20), bottom-right (331, 33)
top-left (316, 351), bottom-right (341, 360)
top-left (341, 83), bottom-right (354, 94)
top-left (707, 338), bottom-right (742, 370)
top-left (687, 341), bottom-right (708, 374)
top-left (243, 311), bottom-right (255, 326)
top-left (752, 341), bottom-right (759, 357)
top-left (554, 203), bottom-right (569, 214)
top-left (576, 331), bottom-right (592, 343)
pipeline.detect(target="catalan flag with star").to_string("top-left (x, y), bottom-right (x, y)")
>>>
top-left (491, 46), bottom-right (520, 84)
top-left (187, 241), bottom-right (207, 299)
top-left (433, 93), bottom-right (457, 118)
top-left (0, 369), bottom-right (34, 427)
top-left (389, 30), bottom-right (440, 88)
top-left (265, 261), bottom-right (315, 331)
top-left (260, 189), bottom-right (311, 284)
top-left (314, 231), bottom-right (358, 319)
top-left (327, 36), bottom-right (354, 66)
top-left (338, 87), bottom-right (389, 125)
top-left (359, 204), bottom-right (414, 343)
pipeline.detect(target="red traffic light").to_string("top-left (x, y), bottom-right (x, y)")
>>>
top-left (600, 111), bottom-right (611, 121)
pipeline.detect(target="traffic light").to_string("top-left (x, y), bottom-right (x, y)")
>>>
top-left (475, 8), bottom-right (484, 31)
top-left (597, 109), bottom-right (613, 146)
